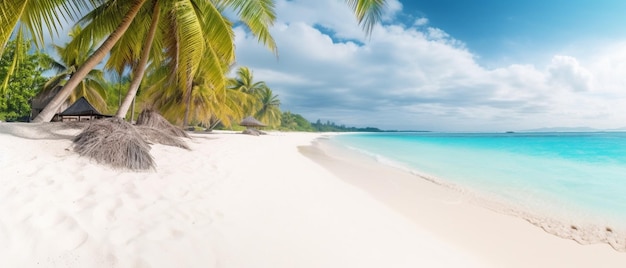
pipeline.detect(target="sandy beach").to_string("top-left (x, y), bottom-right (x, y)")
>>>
top-left (303, 137), bottom-right (626, 267)
top-left (0, 122), bottom-right (624, 267)
top-left (0, 123), bottom-right (479, 267)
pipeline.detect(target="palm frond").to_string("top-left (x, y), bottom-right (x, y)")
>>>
top-left (344, 0), bottom-right (386, 36)
top-left (73, 117), bottom-right (155, 171)
top-left (1, 0), bottom-right (86, 52)
top-left (219, 0), bottom-right (277, 55)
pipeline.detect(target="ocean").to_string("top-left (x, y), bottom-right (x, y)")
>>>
top-left (331, 132), bottom-right (626, 229)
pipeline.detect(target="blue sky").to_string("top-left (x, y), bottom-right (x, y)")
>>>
top-left (234, 0), bottom-right (626, 131)
top-left (401, 0), bottom-right (626, 67)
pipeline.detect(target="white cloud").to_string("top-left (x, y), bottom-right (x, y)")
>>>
top-left (233, 0), bottom-right (626, 131)
top-left (547, 55), bottom-right (593, 92)
top-left (381, 0), bottom-right (403, 22)
top-left (414, 18), bottom-right (429, 27)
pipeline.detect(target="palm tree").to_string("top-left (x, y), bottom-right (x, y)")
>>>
top-left (229, 66), bottom-right (269, 115)
top-left (281, 111), bottom-right (297, 130)
top-left (41, 26), bottom-right (108, 112)
top-left (230, 67), bottom-right (268, 95)
top-left (31, 0), bottom-right (149, 122)
top-left (254, 87), bottom-right (281, 128)
top-left (228, 66), bottom-right (282, 127)
top-left (31, 0), bottom-right (387, 123)
top-left (32, 0), bottom-right (279, 122)
top-left (145, 50), bottom-right (251, 128)
top-left (0, 0), bottom-right (89, 94)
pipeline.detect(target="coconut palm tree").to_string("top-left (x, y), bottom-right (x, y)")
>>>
top-left (230, 67), bottom-right (268, 95)
top-left (31, 0), bottom-right (149, 122)
top-left (32, 0), bottom-right (278, 123)
top-left (228, 66), bottom-right (282, 127)
top-left (41, 25), bottom-right (108, 112)
top-left (228, 66), bottom-right (269, 115)
top-left (145, 52), bottom-right (251, 128)
top-left (32, 0), bottom-right (388, 123)
top-left (254, 87), bottom-right (281, 128)
top-left (0, 0), bottom-right (89, 94)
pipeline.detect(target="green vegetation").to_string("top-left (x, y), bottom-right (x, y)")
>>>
top-left (0, 39), bottom-right (48, 121)
top-left (42, 26), bottom-right (108, 112)
top-left (1, 0), bottom-right (387, 128)
top-left (270, 111), bottom-right (382, 132)
top-left (279, 111), bottom-right (315, 131)
top-left (229, 67), bottom-right (282, 128)
top-left (0, 1), bottom-right (387, 170)
top-left (311, 119), bottom-right (382, 132)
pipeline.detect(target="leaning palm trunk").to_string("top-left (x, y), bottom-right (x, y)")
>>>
top-left (136, 109), bottom-right (190, 138)
top-left (116, 0), bottom-right (160, 119)
top-left (32, 0), bottom-right (148, 123)
top-left (73, 117), bottom-right (155, 170)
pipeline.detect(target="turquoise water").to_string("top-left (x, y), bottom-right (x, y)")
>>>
top-left (333, 132), bottom-right (626, 226)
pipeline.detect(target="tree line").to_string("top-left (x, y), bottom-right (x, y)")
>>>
top-left (0, 38), bottom-right (382, 132)
top-left (1, 1), bottom-right (387, 129)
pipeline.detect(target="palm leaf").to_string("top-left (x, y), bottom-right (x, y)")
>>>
top-left (345, 0), bottom-right (386, 36)
top-left (218, 0), bottom-right (277, 55)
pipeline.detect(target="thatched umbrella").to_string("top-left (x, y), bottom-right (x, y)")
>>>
top-left (73, 117), bottom-right (155, 170)
top-left (239, 116), bottom-right (267, 136)
top-left (240, 116), bottom-right (266, 128)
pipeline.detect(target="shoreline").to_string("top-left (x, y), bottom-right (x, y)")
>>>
top-left (301, 135), bottom-right (626, 267)
top-left (324, 135), bottom-right (626, 252)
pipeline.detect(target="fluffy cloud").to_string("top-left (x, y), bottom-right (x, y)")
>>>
top-left (233, 0), bottom-right (626, 131)
top-left (548, 55), bottom-right (593, 92)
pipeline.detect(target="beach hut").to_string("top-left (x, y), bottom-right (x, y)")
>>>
top-left (58, 97), bottom-right (111, 122)
top-left (30, 86), bottom-right (70, 121)
top-left (239, 116), bottom-right (267, 136)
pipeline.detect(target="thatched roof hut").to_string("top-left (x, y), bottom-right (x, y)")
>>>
top-left (30, 86), bottom-right (70, 121)
top-left (58, 97), bottom-right (110, 122)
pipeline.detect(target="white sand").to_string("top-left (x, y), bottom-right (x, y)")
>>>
top-left (0, 123), bottom-right (482, 267)
top-left (303, 136), bottom-right (626, 267)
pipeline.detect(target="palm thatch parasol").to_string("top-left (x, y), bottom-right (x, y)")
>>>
top-left (73, 117), bottom-right (155, 170)
top-left (239, 116), bottom-right (267, 128)
top-left (136, 109), bottom-right (190, 138)
top-left (239, 116), bottom-right (267, 136)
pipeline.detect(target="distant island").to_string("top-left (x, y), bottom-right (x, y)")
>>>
top-left (520, 127), bottom-right (626, 132)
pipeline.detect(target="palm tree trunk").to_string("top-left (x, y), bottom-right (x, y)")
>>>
top-left (32, 0), bottom-right (148, 123)
top-left (131, 96), bottom-right (136, 123)
top-left (183, 62), bottom-right (193, 127)
top-left (116, 0), bottom-right (160, 119)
